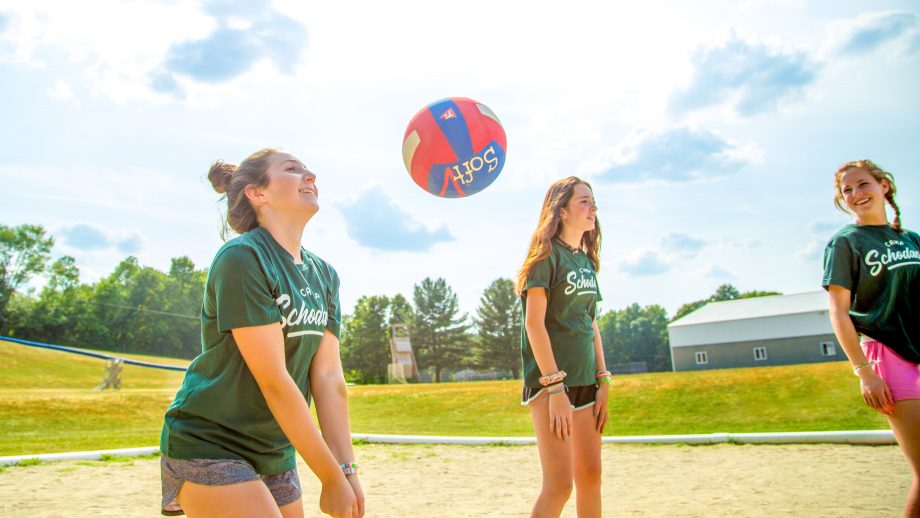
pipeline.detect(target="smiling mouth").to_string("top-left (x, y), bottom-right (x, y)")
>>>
top-left (854, 198), bottom-right (869, 206)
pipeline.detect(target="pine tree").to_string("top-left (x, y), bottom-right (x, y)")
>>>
top-left (473, 278), bottom-right (521, 378)
top-left (340, 295), bottom-right (391, 383)
top-left (411, 277), bottom-right (470, 382)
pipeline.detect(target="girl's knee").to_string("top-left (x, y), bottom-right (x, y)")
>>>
top-left (542, 478), bottom-right (574, 501)
top-left (574, 462), bottom-right (602, 488)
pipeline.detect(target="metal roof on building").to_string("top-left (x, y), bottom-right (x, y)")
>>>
top-left (669, 291), bottom-right (828, 328)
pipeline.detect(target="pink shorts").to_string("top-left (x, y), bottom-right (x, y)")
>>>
top-left (862, 340), bottom-right (920, 401)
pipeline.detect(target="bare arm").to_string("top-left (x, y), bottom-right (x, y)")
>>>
top-left (310, 330), bottom-right (356, 467)
top-left (826, 286), bottom-right (893, 414)
top-left (232, 324), bottom-right (358, 517)
top-left (524, 287), bottom-right (559, 376)
top-left (826, 285), bottom-right (867, 367)
top-left (310, 330), bottom-right (364, 516)
top-left (591, 318), bottom-right (609, 432)
top-left (592, 318), bottom-right (606, 373)
top-left (525, 287), bottom-right (572, 439)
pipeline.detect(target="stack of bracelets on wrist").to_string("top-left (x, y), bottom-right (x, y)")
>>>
top-left (539, 370), bottom-right (566, 387)
top-left (595, 370), bottom-right (612, 385)
top-left (539, 371), bottom-right (567, 395)
top-left (340, 462), bottom-right (358, 476)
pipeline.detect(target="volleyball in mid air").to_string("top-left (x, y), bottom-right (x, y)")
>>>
top-left (401, 97), bottom-right (507, 198)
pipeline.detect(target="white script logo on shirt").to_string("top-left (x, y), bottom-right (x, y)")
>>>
top-left (864, 240), bottom-right (920, 276)
top-left (565, 270), bottom-right (598, 296)
top-left (276, 293), bottom-right (328, 331)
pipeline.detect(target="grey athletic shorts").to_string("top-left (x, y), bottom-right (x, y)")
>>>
top-left (160, 455), bottom-right (302, 516)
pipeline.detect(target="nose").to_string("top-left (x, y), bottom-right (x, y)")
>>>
top-left (303, 169), bottom-right (316, 182)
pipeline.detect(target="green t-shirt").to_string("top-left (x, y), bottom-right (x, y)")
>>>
top-left (823, 224), bottom-right (920, 363)
top-left (160, 226), bottom-right (342, 474)
top-left (520, 239), bottom-right (603, 388)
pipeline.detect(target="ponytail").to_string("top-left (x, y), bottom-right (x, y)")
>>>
top-left (207, 148), bottom-right (278, 239)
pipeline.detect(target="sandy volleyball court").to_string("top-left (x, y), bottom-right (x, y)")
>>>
top-left (0, 442), bottom-right (908, 517)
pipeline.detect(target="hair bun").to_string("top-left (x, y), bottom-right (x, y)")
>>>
top-left (207, 160), bottom-right (236, 194)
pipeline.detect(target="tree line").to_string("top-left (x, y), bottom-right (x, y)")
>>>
top-left (1, 223), bottom-right (778, 382)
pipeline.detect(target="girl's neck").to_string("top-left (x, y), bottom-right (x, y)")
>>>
top-left (259, 216), bottom-right (310, 263)
top-left (557, 226), bottom-right (584, 251)
top-left (855, 210), bottom-right (889, 227)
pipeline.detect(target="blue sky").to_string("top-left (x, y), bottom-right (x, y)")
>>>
top-left (1, 0), bottom-right (918, 320)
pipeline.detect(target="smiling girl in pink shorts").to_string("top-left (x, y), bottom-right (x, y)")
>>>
top-left (823, 159), bottom-right (920, 516)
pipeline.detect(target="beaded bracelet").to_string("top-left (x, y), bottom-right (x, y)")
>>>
top-left (546, 385), bottom-right (566, 395)
top-left (852, 360), bottom-right (880, 376)
top-left (341, 462), bottom-right (358, 476)
top-left (539, 370), bottom-right (567, 387)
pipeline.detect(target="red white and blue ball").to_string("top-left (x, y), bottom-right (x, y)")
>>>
top-left (402, 97), bottom-right (507, 198)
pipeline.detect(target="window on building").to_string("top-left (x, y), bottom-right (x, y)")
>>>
top-left (820, 342), bottom-right (836, 356)
top-left (753, 347), bottom-right (768, 361)
top-left (695, 351), bottom-right (708, 365)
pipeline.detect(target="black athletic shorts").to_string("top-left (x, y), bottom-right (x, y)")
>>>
top-left (521, 384), bottom-right (596, 411)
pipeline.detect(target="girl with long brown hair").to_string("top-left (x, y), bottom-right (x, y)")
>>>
top-left (824, 159), bottom-right (920, 517)
top-left (517, 176), bottom-right (609, 517)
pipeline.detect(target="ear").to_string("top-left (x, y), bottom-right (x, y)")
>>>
top-left (880, 179), bottom-right (890, 196)
top-left (244, 184), bottom-right (268, 207)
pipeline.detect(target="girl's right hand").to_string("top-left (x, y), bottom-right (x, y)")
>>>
top-left (859, 370), bottom-right (895, 415)
top-left (548, 390), bottom-right (572, 440)
top-left (319, 476), bottom-right (359, 518)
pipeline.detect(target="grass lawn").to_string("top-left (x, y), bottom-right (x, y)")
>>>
top-left (0, 339), bottom-right (889, 456)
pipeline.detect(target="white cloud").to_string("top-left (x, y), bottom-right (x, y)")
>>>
top-left (617, 250), bottom-right (670, 277)
top-left (796, 237), bottom-right (823, 260)
top-left (822, 11), bottom-right (920, 59)
top-left (581, 126), bottom-right (759, 184)
top-left (669, 31), bottom-right (818, 117)
top-left (47, 80), bottom-right (73, 101)
top-left (702, 264), bottom-right (736, 279)
top-left (337, 187), bottom-right (453, 252)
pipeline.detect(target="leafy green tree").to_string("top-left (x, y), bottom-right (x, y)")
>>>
top-left (388, 293), bottom-right (414, 327)
top-left (0, 224), bottom-right (53, 329)
top-left (17, 256), bottom-right (84, 344)
top-left (473, 278), bottom-right (521, 377)
top-left (741, 290), bottom-right (782, 299)
top-left (599, 303), bottom-right (671, 372)
top-left (64, 256), bottom-right (204, 358)
top-left (161, 256), bottom-right (207, 358)
top-left (711, 283), bottom-right (741, 301)
top-left (340, 295), bottom-right (392, 383)
top-left (672, 284), bottom-right (781, 321)
top-left (411, 277), bottom-right (470, 382)
top-left (47, 256), bottom-right (79, 291)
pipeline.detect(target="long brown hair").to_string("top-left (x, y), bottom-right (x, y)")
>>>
top-left (515, 177), bottom-right (602, 295)
top-left (833, 159), bottom-right (901, 232)
top-left (207, 148), bottom-right (279, 239)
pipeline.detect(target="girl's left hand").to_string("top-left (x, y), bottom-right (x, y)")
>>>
top-left (346, 474), bottom-right (365, 518)
top-left (593, 382), bottom-right (609, 434)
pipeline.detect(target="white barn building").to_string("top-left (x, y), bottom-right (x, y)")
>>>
top-left (668, 291), bottom-right (845, 371)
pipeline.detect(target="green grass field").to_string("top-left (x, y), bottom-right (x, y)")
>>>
top-left (0, 339), bottom-right (889, 456)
